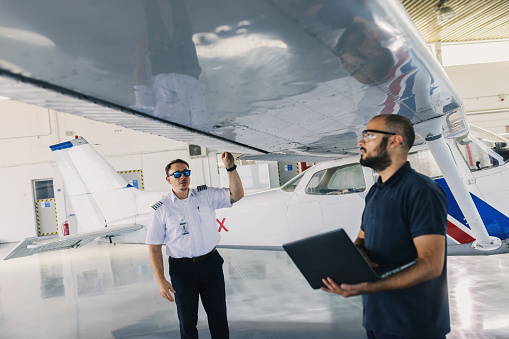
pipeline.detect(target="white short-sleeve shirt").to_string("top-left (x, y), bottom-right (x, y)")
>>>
top-left (146, 186), bottom-right (232, 258)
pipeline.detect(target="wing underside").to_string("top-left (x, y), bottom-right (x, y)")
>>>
top-left (0, 0), bottom-right (465, 158)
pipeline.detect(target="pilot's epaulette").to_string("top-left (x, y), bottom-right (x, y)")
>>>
top-left (197, 185), bottom-right (208, 192)
top-left (151, 200), bottom-right (163, 210)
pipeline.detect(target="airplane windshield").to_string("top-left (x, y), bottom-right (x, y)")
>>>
top-left (281, 171), bottom-right (306, 192)
top-left (408, 149), bottom-right (442, 178)
top-left (469, 125), bottom-right (509, 162)
top-left (305, 164), bottom-right (366, 195)
top-left (455, 127), bottom-right (506, 171)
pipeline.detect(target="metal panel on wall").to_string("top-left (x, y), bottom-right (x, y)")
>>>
top-left (33, 179), bottom-right (58, 236)
top-left (277, 162), bottom-right (300, 186)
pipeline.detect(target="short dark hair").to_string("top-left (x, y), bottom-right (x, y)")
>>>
top-left (333, 22), bottom-right (368, 56)
top-left (379, 115), bottom-right (415, 151)
top-left (359, 47), bottom-right (393, 84)
top-left (333, 22), bottom-right (394, 84)
top-left (165, 159), bottom-right (189, 176)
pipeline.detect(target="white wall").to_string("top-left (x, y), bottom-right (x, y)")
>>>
top-left (445, 61), bottom-right (509, 113)
top-left (445, 61), bottom-right (509, 134)
top-left (464, 111), bottom-right (509, 135)
top-left (0, 100), bottom-right (222, 242)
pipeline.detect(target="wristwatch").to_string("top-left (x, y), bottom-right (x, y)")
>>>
top-left (226, 164), bottom-right (237, 172)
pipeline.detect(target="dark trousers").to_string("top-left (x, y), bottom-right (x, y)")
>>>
top-left (169, 251), bottom-right (229, 339)
top-left (367, 330), bottom-right (446, 339)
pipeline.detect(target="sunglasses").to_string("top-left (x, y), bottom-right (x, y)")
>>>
top-left (167, 170), bottom-right (191, 178)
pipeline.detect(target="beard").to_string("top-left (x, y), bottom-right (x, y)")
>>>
top-left (360, 136), bottom-right (392, 172)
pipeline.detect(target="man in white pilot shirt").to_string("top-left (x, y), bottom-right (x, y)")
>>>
top-left (146, 152), bottom-right (244, 339)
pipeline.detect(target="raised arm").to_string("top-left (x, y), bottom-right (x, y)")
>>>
top-left (221, 152), bottom-right (244, 202)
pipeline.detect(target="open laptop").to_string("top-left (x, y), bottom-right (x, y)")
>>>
top-left (283, 228), bottom-right (415, 289)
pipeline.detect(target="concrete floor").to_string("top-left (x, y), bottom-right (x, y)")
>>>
top-left (0, 242), bottom-right (508, 338)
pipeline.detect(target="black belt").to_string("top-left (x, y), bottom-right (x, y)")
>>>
top-left (171, 248), bottom-right (217, 263)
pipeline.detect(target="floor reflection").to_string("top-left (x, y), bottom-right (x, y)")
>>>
top-left (38, 254), bottom-right (65, 299)
top-left (0, 242), bottom-right (508, 338)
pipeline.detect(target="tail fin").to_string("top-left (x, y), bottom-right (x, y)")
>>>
top-left (50, 137), bottom-right (140, 233)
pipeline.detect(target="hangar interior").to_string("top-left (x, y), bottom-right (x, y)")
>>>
top-left (1, 0), bottom-right (509, 338)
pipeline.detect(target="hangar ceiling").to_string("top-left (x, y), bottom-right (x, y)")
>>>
top-left (401, 0), bottom-right (509, 43)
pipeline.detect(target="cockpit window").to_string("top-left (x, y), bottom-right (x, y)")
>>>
top-left (408, 149), bottom-right (442, 178)
top-left (281, 171), bottom-right (305, 192)
top-left (305, 164), bottom-right (366, 195)
top-left (469, 125), bottom-right (509, 162)
top-left (455, 132), bottom-right (504, 171)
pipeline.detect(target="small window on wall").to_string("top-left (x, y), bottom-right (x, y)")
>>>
top-left (34, 180), bottom-right (55, 200)
top-left (305, 164), bottom-right (366, 195)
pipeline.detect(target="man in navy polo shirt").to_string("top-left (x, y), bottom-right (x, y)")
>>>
top-left (322, 115), bottom-right (450, 338)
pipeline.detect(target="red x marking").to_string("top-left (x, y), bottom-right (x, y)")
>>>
top-left (217, 218), bottom-right (228, 232)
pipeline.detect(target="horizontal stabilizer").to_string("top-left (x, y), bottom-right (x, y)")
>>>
top-left (4, 224), bottom-right (143, 260)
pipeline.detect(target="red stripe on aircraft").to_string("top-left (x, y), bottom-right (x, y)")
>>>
top-left (447, 220), bottom-right (475, 244)
top-left (380, 50), bottom-right (410, 115)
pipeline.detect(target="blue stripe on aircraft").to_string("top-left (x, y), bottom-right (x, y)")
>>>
top-left (49, 141), bottom-right (73, 151)
top-left (434, 178), bottom-right (509, 239)
top-left (398, 71), bottom-right (418, 119)
top-left (400, 58), bottom-right (414, 74)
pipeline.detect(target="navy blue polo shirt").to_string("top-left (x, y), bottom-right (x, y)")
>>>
top-left (360, 162), bottom-right (450, 337)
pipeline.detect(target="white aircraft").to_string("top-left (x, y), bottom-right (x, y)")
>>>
top-left (2, 0), bottom-right (509, 259)
top-left (5, 125), bottom-right (509, 260)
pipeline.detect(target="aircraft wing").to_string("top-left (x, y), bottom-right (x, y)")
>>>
top-left (0, 0), bottom-right (464, 158)
top-left (3, 224), bottom-right (143, 260)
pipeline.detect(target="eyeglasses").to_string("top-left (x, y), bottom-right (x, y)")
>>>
top-left (337, 51), bottom-right (370, 77)
top-left (360, 129), bottom-right (396, 142)
top-left (167, 170), bottom-right (191, 178)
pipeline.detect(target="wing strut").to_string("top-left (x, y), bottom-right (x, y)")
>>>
top-left (414, 116), bottom-right (501, 251)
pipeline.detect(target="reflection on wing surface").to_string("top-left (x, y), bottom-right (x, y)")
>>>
top-left (0, 0), bottom-right (463, 157)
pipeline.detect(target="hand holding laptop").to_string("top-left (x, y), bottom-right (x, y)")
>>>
top-left (283, 229), bottom-right (415, 290)
top-left (320, 242), bottom-right (381, 297)
top-left (321, 276), bottom-right (369, 297)
top-left (320, 239), bottom-right (379, 298)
